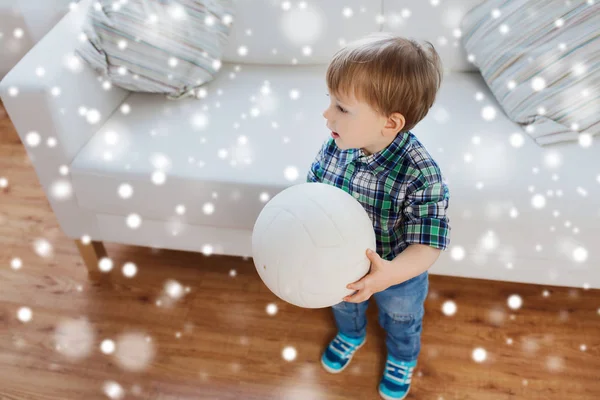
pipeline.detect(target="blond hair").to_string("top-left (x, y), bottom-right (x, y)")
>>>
top-left (326, 33), bottom-right (443, 133)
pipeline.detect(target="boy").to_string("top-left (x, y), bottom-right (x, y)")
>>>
top-left (306, 33), bottom-right (451, 400)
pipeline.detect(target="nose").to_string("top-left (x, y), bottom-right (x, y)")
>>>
top-left (322, 105), bottom-right (332, 121)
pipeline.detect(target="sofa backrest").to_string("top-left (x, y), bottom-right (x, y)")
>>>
top-left (220, 0), bottom-right (484, 72)
top-left (380, 0), bottom-right (485, 72)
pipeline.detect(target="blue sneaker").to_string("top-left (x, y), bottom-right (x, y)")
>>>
top-left (378, 355), bottom-right (417, 399)
top-left (320, 332), bottom-right (366, 373)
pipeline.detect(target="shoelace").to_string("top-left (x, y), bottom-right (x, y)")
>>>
top-left (330, 335), bottom-right (360, 359)
top-left (385, 360), bottom-right (414, 385)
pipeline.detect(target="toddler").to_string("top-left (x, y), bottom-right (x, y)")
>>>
top-left (306, 33), bottom-right (451, 400)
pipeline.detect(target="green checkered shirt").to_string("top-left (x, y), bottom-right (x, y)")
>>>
top-left (306, 131), bottom-right (451, 261)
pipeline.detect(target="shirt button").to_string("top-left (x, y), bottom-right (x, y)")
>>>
top-left (407, 206), bottom-right (413, 213)
top-left (353, 192), bottom-right (360, 199)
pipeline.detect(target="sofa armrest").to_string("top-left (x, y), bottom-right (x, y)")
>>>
top-left (0, 0), bottom-right (130, 240)
top-left (0, 0), bottom-right (129, 164)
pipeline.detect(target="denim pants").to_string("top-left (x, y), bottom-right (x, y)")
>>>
top-left (331, 270), bottom-right (429, 362)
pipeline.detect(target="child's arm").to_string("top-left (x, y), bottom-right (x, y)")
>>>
top-left (401, 180), bottom-right (450, 250)
top-left (344, 245), bottom-right (441, 302)
top-left (387, 244), bottom-right (442, 284)
top-left (344, 178), bottom-right (450, 303)
top-left (306, 138), bottom-right (332, 183)
top-left (306, 155), bottom-right (322, 183)
top-left (388, 178), bottom-right (450, 282)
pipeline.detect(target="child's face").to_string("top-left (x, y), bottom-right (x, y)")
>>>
top-left (322, 91), bottom-right (400, 155)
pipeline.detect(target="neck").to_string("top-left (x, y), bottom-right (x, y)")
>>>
top-left (362, 133), bottom-right (399, 155)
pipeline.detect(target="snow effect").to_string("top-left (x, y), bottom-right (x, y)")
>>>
top-left (2, 1), bottom-right (598, 398)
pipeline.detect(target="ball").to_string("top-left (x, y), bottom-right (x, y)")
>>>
top-left (251, 182), bottom-right (376, 308)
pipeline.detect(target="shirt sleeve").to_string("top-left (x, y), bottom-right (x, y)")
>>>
top-left (400, 178), bottom-right (451, 251)
top-left (306, 138), bottom-right (330, 183)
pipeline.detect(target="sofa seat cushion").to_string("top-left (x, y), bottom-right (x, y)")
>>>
top-left (70, 63), bottom-right (332, 232)
top-left (70, 63), bottom-right (599, 267)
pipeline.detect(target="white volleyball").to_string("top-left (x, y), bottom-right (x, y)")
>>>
top-left (252, 182), bottom-right (376, 308)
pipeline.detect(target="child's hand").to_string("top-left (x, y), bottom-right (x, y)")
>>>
top-left (343, 249), bottom-right (394, 303)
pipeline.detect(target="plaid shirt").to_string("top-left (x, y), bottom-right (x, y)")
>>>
top-left (306, 131), bottom-right (451, 261)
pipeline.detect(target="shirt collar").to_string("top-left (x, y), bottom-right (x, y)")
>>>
top-left (338, 132), bottom-right (411, 176)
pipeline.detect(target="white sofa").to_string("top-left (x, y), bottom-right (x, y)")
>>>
top-left (0, 0), bottom-right (73, 78)
top-left (1, 0), bottom-right (598, 289)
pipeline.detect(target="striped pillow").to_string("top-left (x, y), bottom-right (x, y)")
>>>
top-left (460, 0), bottom-right (599, 146)
top-left (75, 0), bottom-right (235, 99)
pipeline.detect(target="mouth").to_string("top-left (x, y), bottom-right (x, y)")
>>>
top-left (331, 131), bottom-right (340, 138)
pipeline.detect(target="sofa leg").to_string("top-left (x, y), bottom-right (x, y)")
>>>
top-left (74, 239), bottom-right (107, 279)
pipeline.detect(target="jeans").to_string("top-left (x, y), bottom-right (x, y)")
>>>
top-left (331, 270), bottom-right (429, 362)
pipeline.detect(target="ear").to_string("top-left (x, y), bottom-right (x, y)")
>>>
top-left (381, 112), bottom-right (405, 136)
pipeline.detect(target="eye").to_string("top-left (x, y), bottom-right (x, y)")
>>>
top-left (325, 93), bottom-right (347, 113)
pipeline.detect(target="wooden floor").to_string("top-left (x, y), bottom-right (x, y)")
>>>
top-left (1, 101), bottom-right (599, 400)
